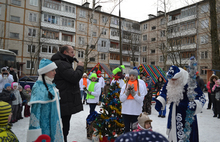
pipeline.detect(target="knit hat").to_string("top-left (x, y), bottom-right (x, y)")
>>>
top-left (138, 112), bottom-right (152, 129)
top-left (96, 70), bottom-right (101, 75)
top-left (38, 58), bottom-right (57, 75)
top-left (24, 85), bottom-right (31, 90)
top-left (4, 83), bottom-right (11, 89)
top-left (18, 85), bottom-right (23, 90)
top-left (0, 101), bottom-right (12, 125)
top-left (90, 73), bottom-right (97, 79)
top-left (83, 73), bottom-right (87, 77)
top-left (129, 69), bottom-right (138, 79)
top-left (11, 82), bottom-right (18, 89)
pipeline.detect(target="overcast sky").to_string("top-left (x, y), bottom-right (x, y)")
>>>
top-left (64, 0), bottom-right (201, 22)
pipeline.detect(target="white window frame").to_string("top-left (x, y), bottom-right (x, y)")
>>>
top-left (92, 32), bottom-right (96, 37)
top-left (159, 56), bottom-right (164, 62)
top-left (200, 35), bottom-right (208, 44)
top-left (29, 13), bottom-right (37, 22)
top-left (161, 30), bottom-right (165, 37)
top-left (90, 57), bottom-right (96, 62)
top-left (78, 51), bottom-right (84, 58)
top-left (200, 66), bottom-right (208, 75)
top-left (143, 24), bottom-right (147, 30)
top-left (143, 35), bottom-right (147, 41)
top-left (41, 45), bottom-right (58, 54)
top-left (12, 0), bottom-right (21, 6)
top-left (201, 19), bottom-right (209, 28)
top-left (102, 15), bottom-right (108, 23)
top-left (30, 0), bottom-right (38, 6)
top-left (101, 40), bottom-right (107, 47)
top-left (26, 60), bottom-right (34, 69)
top-left (28, 28), bottom-right (36, 37)
top-left (79, 37), bottom-right (84, 45)
top-left (27, 45), bottom-right (35, 53)
top-left (10, 32), bottom-right (19, 39)
top-left (79, 9), bottom-right (86, 18)
top-left (10, 15), bottom-right (20, 22)
top-left (201, 4), bottom-right (209, 13)
top-left (200, 51), bottom-right (208, 59)
top-left (143, 46), bottom-right (147, 52)
top-left (79, 23), bottom-right (85, 31)
top-left (101, 29), bottom-right (107, 35)
top-left (101, 53), bottom-right (106, 60)
top-left (143, 57), bottom-right (146, 63)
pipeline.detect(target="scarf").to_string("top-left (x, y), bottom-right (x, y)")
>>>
top-left (83, 78), bottom-right (88, 88)
top-left (127, 80), bottom-right (138, 100)
top-left (86, 82), bottom-right (97, 99)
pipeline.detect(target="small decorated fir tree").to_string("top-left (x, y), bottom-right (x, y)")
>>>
top-left (93, 82), bottom-right (124, 141)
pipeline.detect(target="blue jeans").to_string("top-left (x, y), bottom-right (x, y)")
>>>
top-left (122, 114), bottom-right (138, 133)
top-left (81, 90), bottom-right (86, 101)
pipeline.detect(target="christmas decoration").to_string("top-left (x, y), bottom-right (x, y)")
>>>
top-left (93, 82), bottom-right (124, 141)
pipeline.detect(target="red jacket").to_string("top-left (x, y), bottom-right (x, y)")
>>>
top-left (207, 81), bottom-right (211, 93)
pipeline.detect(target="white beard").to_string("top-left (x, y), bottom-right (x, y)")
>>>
top-left (166, 76), bottom-right (185, 105)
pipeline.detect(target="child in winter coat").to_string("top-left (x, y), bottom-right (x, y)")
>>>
top-left (142, 86), bottom-right (153, 114)
top-left (0, 83), bottom-right (16, 105)
top-left (11, 82), bottom-right (22, 123)
top-left (85, 73), bottom-right (101, 114)
top-left (0, 101), bottom-right (19, 141)
top-left (133, 112), bottom-right (152, 132)
top-left (79, 73), bottom-right (90, 104)
top-left (120, 69), bottom-right (145, 133)
top-left (18, 85), bottom-right (25, 119)
top-left (23, 85), bottom-right (31, 117)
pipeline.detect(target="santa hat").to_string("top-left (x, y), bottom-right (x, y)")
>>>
top-left (166, 65), bottom-right (182, 79)
top-left (0, 101), bottom-right (11, 125)
top-left (38, 58), bottom-right (57, 75)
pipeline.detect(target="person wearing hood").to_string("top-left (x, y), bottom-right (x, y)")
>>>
top-left (86, 73), bottom-right (101, 114)
top-left (96, 70), bottom-right (105, 105)
top-left (0, 67), bottom-right (14, 93)
top-left (154, 76), bottom-right (165, 93)
top-left (51, 45), bottom-right (84, 142)
top-left (209, 74), bottom-right (219, 117)
top-left (79, 73), bottom-right (90, 104)
top-left (27, 58), bottom-right (64, 142)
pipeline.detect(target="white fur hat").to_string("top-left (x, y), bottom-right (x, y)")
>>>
top-left (38, 58), bottom-right (57, 75)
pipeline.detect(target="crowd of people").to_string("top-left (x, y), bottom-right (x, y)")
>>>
top-left (0, 44), bottom-right (218, 142)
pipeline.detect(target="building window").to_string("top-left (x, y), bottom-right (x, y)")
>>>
top-left (79, 37), bottom-right (84, 45)
top-left (79, 9), bottom-right (86, 18)
top-left (12, 0), bottom-right (21, 6)
top-left (200, 35), bottom-right (208, 44)
top-left (26, 60), bottom-right (34, 69)
top-left (92, 32), bottom-right (96, 37)
top-left (30, 0), bottom-right (38, 6)
top-left (93, 19), bottom-right (97, 24)
top-left (151, 38), bottom-right (156, 41)
top-left (79, 23), bottom-right (85, 31)
top-left (132, 57), bottom-right (139, 62)
top-left (160, 43), bottom-right (165, 50)
top-left (143, 57), bottom-right (146, 63)
top-left (43, 13), bottom-right (59, 24)
top-left (200, 66), bottom-right (207, 75)
top-left (10, 16), bottom-right (20, 22)
top-left (41, 29), bottom-right (59, 39)
top-left (200, 51), bottom-right (208, 59)
top-left (159, 56), bottom-right (164, 62)
top-left (143, 46), bottom-right (146, 52)
top-left (101, 41), bottom-right (107, 47)
top-left (151, 61), bottom-right (155, 65)
top-left (143, 35), bottom-right (147, 41)
top-left (201, 4), bottom-right (209, 13)
top-left (143, 24), bottom-right (147, 30)
top-left (151, 49), bottom-right (155, 53)
top-left (29, 13), bottom-right (37, 22)
top-left (43, 0), bottom-right (61, 11)
top-left (41, 45), bottom-right (58, 53)
top-left (28, 28), bottom-right (36, 37)
top-left (10, 32), bottom-right (19, 39)
top-left (201, 19), bottom-right (209, 28)
top-left (27, 45), bottom-right (35, 53)
top-left (62, 18), bottom-right (74, 27)
top-left (151, 26), bottom-right (156, 30)
top-left (161, 30), bottom-right (165, 37)
top-left (111, 29), bottom-right (119, 37)
top-left (90, 57), bottom-right (96, 62)
top-left (62, 35), bottom-right (72, 42)
top-left (101, 53), bottom-right (106, 60)
top-left (101, 29), bottom-right (107, 35)
top-left (102, 15), bottom-right (108, 23)
top-left (78, 51), bottom-right (84, 58)
top-left (161, 18), bottom-right (165, 25)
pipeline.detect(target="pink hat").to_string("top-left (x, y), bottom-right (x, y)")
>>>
top-left (24, 85), bottom-right (31, 90)
top-left (11, 82), bottom-right (18, 88)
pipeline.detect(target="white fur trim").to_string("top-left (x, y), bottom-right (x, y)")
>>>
top-left (180, 68), bottom-right (189, 85)
top-left (26, 128), bottom-right (42, 142)
top-left (157, 96), bottom-right (166, 110)
top-left (38, 62), bottom-right (57, 75)
top-left (168, 103), bottom-right (177, 142)
top-left (194, 100), bottom-right (203, 115)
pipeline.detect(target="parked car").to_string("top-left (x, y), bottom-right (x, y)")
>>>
top-left (19, 76), bottom-right (38, 89)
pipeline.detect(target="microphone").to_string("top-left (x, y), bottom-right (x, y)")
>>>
top-left (73, 57), bottom-right (79, 63)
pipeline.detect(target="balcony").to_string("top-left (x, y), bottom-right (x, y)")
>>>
top-left (109, 47), bottom-right (140, 56)
top-left (168, 14), bottom-right (197, 26)
top-left (40, 38), bottom-right (75, 46)
top-left (168, 28), bottom-right (196, 38)
top-left (110, 35), bottom-right (119, 41)
top-left (42, 7), bottom-right (76, 19)
top-left (167, 58), bottom-right (190, 65)
top-left (109, 59), bottom-right (130, 66)
top-left (39, 52), bottom-right (54, 58)
top-left (41, 22), bottom-right (75, 33)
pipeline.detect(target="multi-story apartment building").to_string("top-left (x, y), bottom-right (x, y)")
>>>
top-left (0, 0), bottom-right (217, 81)
top-left (0, 0), bottom-right (40, 76)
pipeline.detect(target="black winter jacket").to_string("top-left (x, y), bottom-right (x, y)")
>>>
top-left (51, 52), bottom-right (84, 116)
top-left (0, 89), bottom-right (16, 105)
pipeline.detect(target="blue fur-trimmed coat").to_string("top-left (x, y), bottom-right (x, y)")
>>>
top-left (155, 82), bottom-right (206, 142)
top-left (27, 76), bottom-right (64, 142)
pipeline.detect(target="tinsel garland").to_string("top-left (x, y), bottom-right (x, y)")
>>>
top-left (100, 114), bottom-right (124, 127)
top-left (109, 105), bottom-right (122, 115)
top-left (183, 56), bottom-right (197, 141)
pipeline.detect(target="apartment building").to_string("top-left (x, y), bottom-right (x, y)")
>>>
top-left (0, 0), bottom-right (40, 76)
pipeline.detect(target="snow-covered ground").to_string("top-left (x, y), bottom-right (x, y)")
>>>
top-left (12, 93), bottom-right (220, 142)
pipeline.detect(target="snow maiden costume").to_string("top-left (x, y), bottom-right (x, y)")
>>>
top-left (27, 59), bottom-right (64, 142)
top-left (155, 64), bottom-right (206, 142)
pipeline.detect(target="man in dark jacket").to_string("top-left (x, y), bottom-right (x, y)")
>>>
top-left (51, 45), bottom-right (84, 142)
top-left (196, 71), bottom-right (205, 91)
top-left (9, 66), bottom-right (18, 82)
